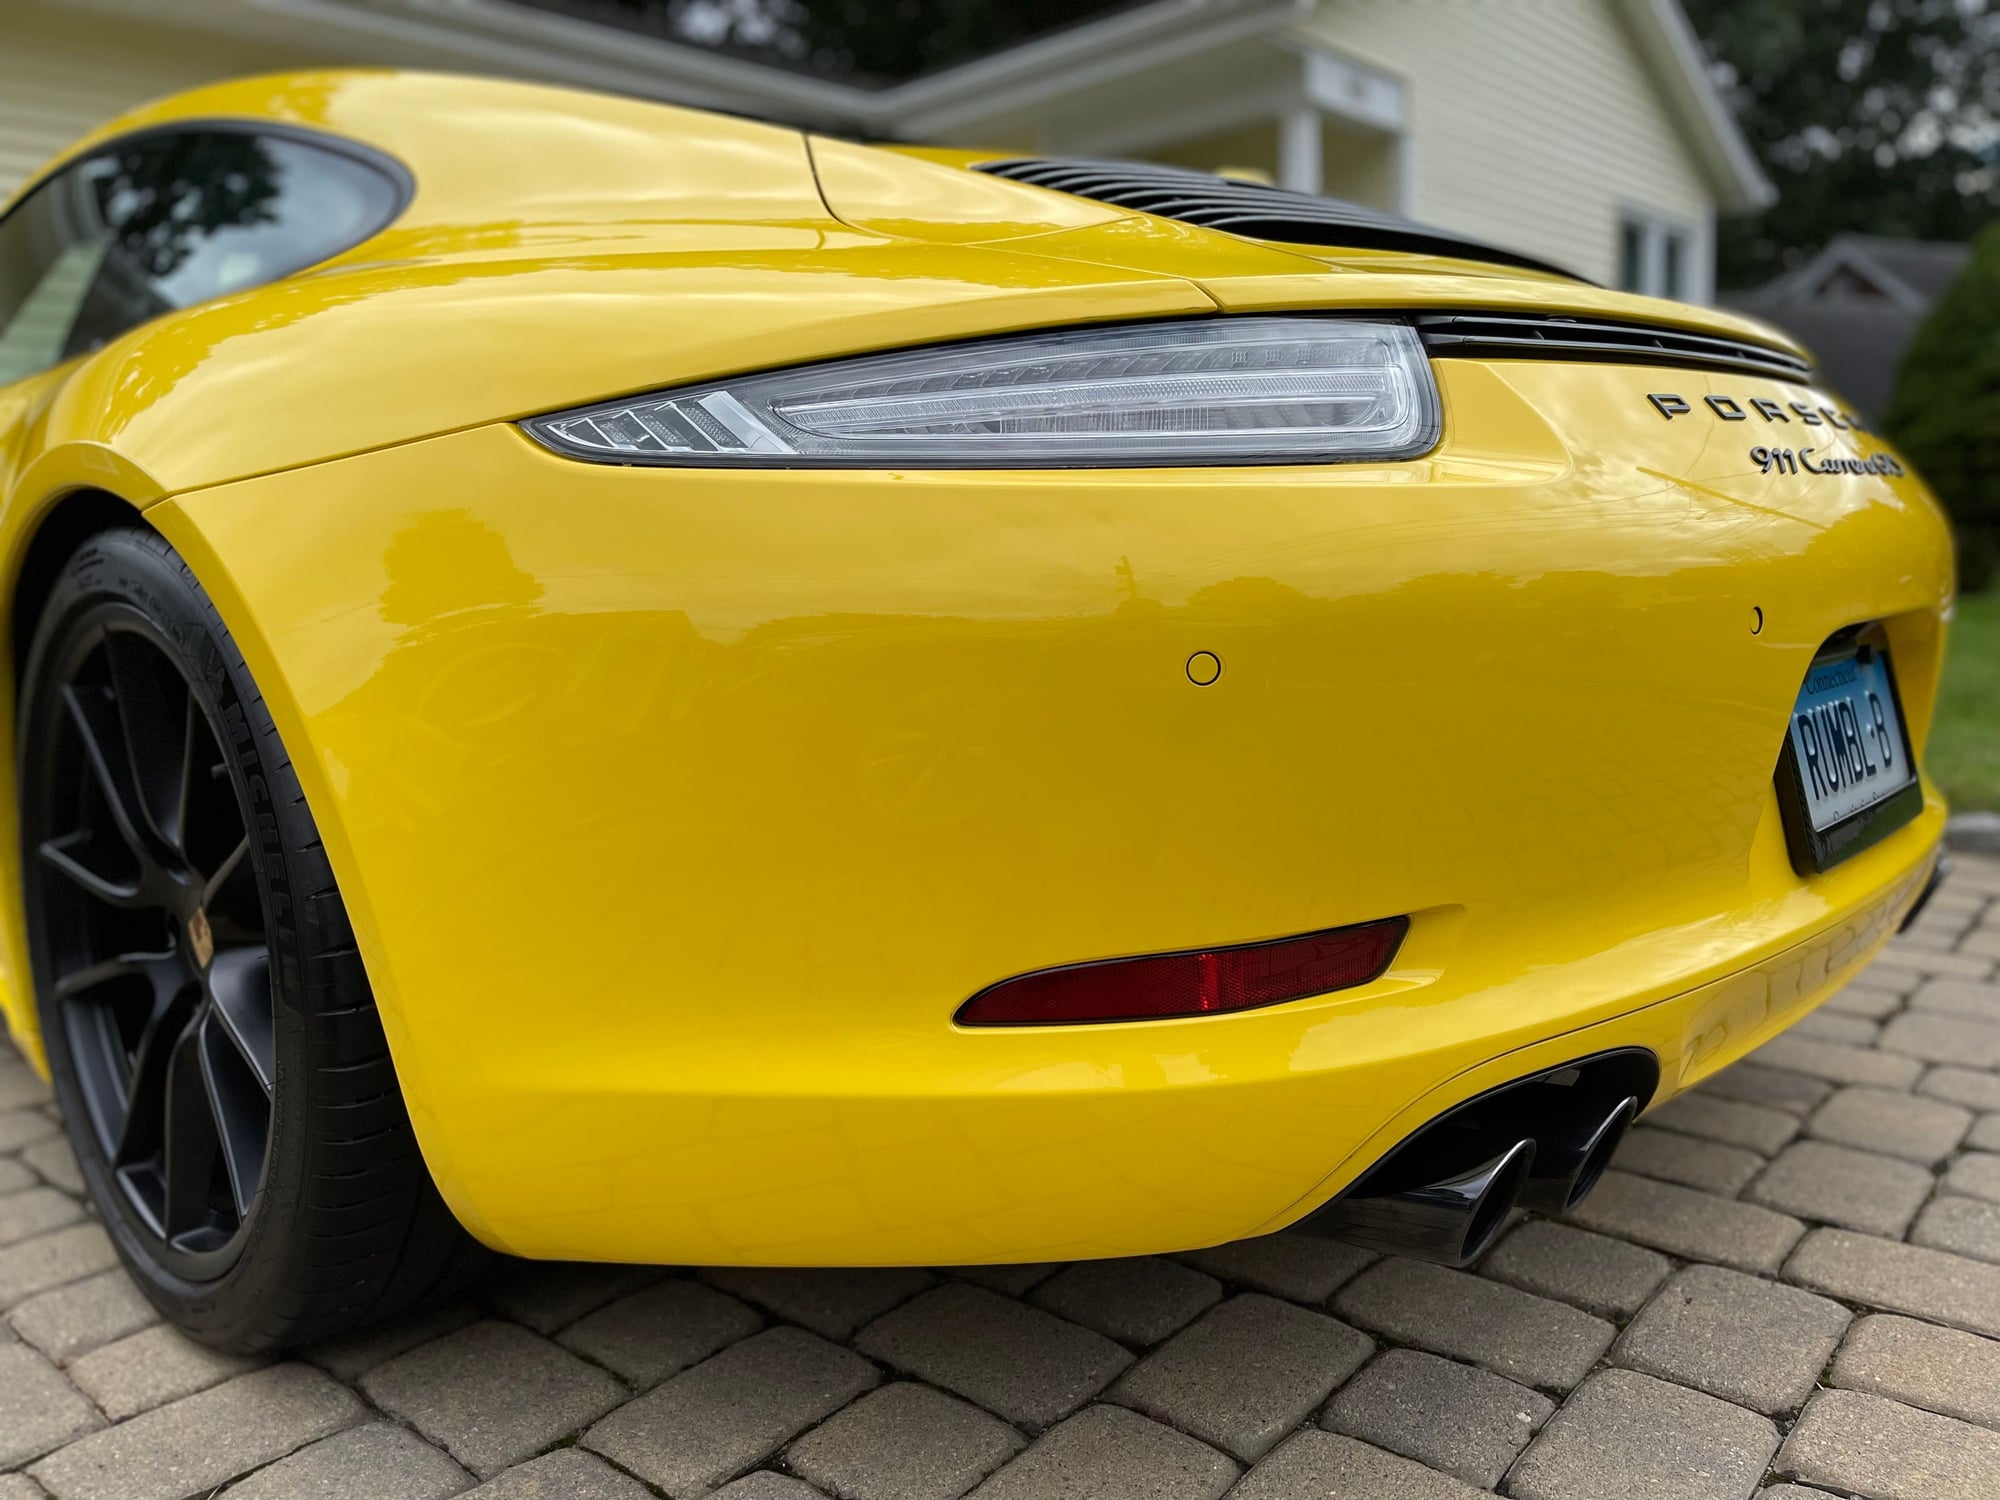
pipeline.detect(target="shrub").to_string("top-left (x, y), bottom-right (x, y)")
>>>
top-left (1885, 223), bottom-right (2000, 592)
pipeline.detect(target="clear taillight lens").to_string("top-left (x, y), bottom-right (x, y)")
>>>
top-left (521, 318), bottom-right (1439, 468)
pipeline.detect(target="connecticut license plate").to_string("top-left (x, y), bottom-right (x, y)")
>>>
top-left (1776, 645), bottom-right (1921, 873)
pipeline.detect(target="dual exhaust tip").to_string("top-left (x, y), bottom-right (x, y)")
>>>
top-left (1298, 1049), bottom-right (1657, 1267)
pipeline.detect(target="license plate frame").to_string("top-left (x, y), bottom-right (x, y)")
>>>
top-left (1775, 636), bottom-right (1923, 875)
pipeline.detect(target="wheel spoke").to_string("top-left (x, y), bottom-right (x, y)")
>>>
top-left (198, 1009), bottom-right (268, 1220)
top-left (61, 685), bottom-right (165, 874)
top-left (102, 631), bottom-right (193, 854)
top-left (37, 832), bottom-right (142, 907)
top-left (64, 999), bottom-right (138, 1175)
top-left (53, 949), bottom-right (174, 1002)
top-left (112, 979), bottom-right (197, 1168)
top-left (174, 691), bottom-right (199, 859)
top-left (202, 837), bottom-right (251, 910)
top-left (161, 1017), bottom-right (225, 1240)
top-left (179, 696), bottom-right (245, 887)
top-left (206, 946), bottom-right (274, 1096)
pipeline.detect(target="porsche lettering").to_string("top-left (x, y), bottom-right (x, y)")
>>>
top-left (1648, 392), bottom-right (1868, 429)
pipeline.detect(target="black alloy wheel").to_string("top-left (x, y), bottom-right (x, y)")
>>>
top-left (31, 610), bottom-right (273, 1279)
top-left (20, 526), bottom-right (481, 1351)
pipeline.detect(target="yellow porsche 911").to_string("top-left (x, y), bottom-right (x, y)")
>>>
top-left (0, 71), bottom-right (1952, 1351)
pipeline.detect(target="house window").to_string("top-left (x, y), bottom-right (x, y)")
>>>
top-left (1662, 232), bottom-right (1685, 299)
top-left (1618, 212), bottom-right (1694, 299)
top-left (1620, 220), bottom-right (1646, 295)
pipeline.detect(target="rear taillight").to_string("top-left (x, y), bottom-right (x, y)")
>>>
top-left (957, 917), bottom-right (1409, 1026)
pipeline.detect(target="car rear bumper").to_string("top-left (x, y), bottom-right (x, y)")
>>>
top-left (435, 821), bottom-right (1938, 1263)
top-left (127, 354), bottom-right (1955, 1264)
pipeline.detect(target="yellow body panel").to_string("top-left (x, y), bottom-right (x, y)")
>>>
top-left (0, 71), bottom-right (1953, 1265)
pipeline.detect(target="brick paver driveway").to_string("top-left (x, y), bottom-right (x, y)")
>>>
top-left (7, 857), bottom-right (2000, 1499)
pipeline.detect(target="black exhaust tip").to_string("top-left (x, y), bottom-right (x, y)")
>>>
top-left (1567, 1095), bottom-right (1636, 1207)
top-left (1300, 1137), bottom-right (1535, 1266)
top-left (1295, 1049), bottom-right (1658, 1266)
top-left (1517, 1095), bottom-right (1637, 1214)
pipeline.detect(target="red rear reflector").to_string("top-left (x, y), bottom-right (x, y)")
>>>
top-left (957, 916), bottom-right (1410, 1026)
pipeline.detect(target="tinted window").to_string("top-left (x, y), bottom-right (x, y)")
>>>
top-left (0, 128), bottom-right (402, 386)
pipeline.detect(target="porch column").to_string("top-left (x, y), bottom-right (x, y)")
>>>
top-left (1277, 106), bottom-right (1323, 194)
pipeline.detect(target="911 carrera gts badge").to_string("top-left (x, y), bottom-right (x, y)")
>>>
top-left (1751, 446), bottom-right (1905, 478)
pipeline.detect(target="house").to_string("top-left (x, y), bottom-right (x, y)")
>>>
top-left (1727, 234), bottom-right (1974, 420)
top-left (3, 0), bottom-right (1770, 300)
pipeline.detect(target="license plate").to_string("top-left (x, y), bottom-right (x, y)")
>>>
top-left (1775, 644), bottom-right (1922, 873)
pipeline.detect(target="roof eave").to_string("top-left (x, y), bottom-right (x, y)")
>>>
top-left (881, 0), bottom-right (1308, 136)
top-left (42, 0), bottom-right (1775, 211)
top-left (1614, 0), bottom-right (1775, 214)
top-left (40, 0), bottom-right (882, 124)
top-left (42, 0), bottom-right (1313, 137)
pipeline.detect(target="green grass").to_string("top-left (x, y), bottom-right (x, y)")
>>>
top-left (1932, 589), bottom-right (2000, 812)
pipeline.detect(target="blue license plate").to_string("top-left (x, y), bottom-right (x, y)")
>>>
top-left (1778, 645), bottom-right (1921, 872)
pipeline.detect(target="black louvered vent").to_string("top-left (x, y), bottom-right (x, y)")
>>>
top-left (973, 156), bottom-right (1579, 280)
top-left (1416, 313), bottom-right (1812, 383)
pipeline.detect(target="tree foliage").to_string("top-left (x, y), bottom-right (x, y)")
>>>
top-left (535, 0), bottom-right (1126, 79)
top-left (1681, 0), bottom-right (2000, 289)
top-left (745, 0), bottom-right (1127, 78)
top-left (1885, 223), bottom-right (2000, 588)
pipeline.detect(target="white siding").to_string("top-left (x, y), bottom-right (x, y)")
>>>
top-left (1307, 0), bottom-right (1716, 295)
top-left (0, 6), bottom-right (302, 201)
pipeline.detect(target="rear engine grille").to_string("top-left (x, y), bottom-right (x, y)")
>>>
top-left (1416, 312), bottom-right (1812, 383)
top-left (972, 157), bottom-right (1578, 280)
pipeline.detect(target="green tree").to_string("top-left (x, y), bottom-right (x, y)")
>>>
top-left (1681, 0), bottom-right (2000, 290)
top-left (524, 0), bottom-right (1126, 79)
top-left (738, 0), bottom-right (1126, 78)
top-left (1885, 223), bottom-right (2000, 590)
